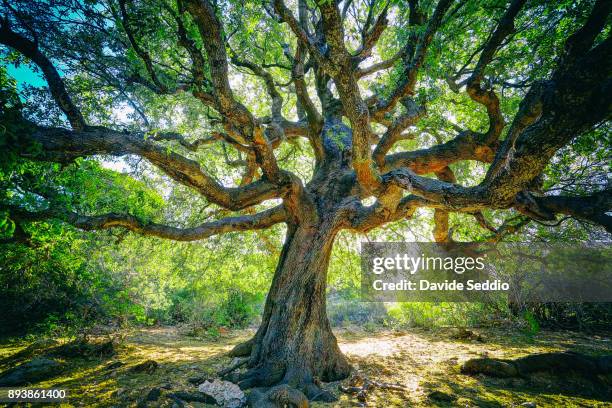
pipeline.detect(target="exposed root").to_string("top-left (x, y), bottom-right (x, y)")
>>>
top-left (246, 381), bottom-right (337, 407)
top-left (237, 364), bottom-right (285, 389)
top-left (228, 338), bottom-right (254, 357)
top-left (248, 385), bottom-right (309, 408)
top-left (218, 357), bottom-right (248, 378)
top-left (302, 381), bottom-right (337, 402)
top-left (338, 372), bottom-right (407, 403)
top-left (461, 351), bottom-right (612, 378)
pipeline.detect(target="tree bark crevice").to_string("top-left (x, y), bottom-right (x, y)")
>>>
top-left (230, 220), bottom-right (351, 400)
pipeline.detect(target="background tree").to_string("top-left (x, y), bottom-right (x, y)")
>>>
top-left (1, 0), bottom-right (610, 402)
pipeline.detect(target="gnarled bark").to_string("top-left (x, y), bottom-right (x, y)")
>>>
top-left (229, 221), bottom-right (350, 402)
top-left (2, 1), bottom-right (612, 405)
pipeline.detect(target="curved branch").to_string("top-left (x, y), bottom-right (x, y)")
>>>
top-left (231, 54), bottom-right (283, 121)
top-left (5, 204), bottom-right (287, 242)
top-left (24, 125), bottom-right (287, 210)
top-left (382, 130), bottom-right (496, 174)
top-left (0, 18), bottom-right (86, 130)
top-left (518, 190), bottom-right (612, 233)
top-left (118, 0), bottom-right (168, 93)
top-left (184, 0), bottom-right (281, 183)
top-left (356, 48), bottom-right (403, 78)
top-left (355, 5), bottom-right (388, 59)
top-left (463, 0), bottom-right (527, 142)
top-left (373, 99), bottom-right (426, 166)
top-left (371, 0), bottom-right (453, 118)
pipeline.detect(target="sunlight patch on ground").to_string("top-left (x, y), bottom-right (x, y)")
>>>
top-left (1, 326), bottom-right (610, 407)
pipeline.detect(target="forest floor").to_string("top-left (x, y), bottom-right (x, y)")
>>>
top-left (0, 326), bottom-right (610, 407)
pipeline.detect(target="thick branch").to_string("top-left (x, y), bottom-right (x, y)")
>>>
top-left (382, 130), bottom-right (496, 174)
top-left (463, 0), bottom-right (526, 142)
top-left (372, 0), bottom-right (453, 118)
top-left (171, 3), bottom-right (215, 105)
top-left (558, 0), bottom-right (612, 72)
top-left (483, 33), bottom-right (612, 204)
top-left (0, 19), bottom-right (86, 130)
top-left (347, 195), bottom-right (434, 233)
top-left (272, 0), bottom-right (334, 74)
top-left (432, 166), bottom-right (456, 243)
top-left (184, 0), bottom-right (281, 183)
top-left (5, 204), bottom-right (287, 242)
top-left (373, 99), bottom-right (426, 167)
top-left (149, 131), bottom-right (218, 151)
top-left (290, 45), bottom-right (323, 135)
top-left (318, 0), bottom-right (381, 192)
top-left (517, 190), bottom-right (612, 233)
top-left (24, 125), bottom-right (287, 210)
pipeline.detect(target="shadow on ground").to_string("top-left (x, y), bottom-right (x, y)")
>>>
top-left (0, 326), bottom-right (610, 407)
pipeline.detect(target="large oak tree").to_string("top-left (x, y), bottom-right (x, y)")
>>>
top-left (1, 0), bottom-right (611, 403)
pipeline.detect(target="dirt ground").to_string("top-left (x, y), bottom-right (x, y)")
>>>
top-left (0, 326), bottom-right (610, 407)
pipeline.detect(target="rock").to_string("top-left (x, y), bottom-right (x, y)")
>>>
top-left (427, 390), bottom-right (456, 402)
top-left (519, 403), bottom-right (536, 408)
top-left (198, 379), bottom-right (246, 408)
top-left (461, 358), bottom-right (519, 378)
top-left (146, 387), bottom-right (162, 401)
top-left (130, 360), bottom-right (159, 374)
top-left (105, 361), bottom-right (124, 370)
top-left (188, 375), bottom-right (209, 385)
top-left (449, 328), bottom-right (485, 342)
top-left (248, 385), bottom-right (309, 408)
top-left (53, 340), bottom-right (115, 358)
top-left (0, 357), bottom-right (66, 386)
top-left (167, 390), bottom-right (215, 404)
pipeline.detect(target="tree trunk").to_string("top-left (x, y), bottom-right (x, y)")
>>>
top-left (230, 220), bottom-right (351, 400)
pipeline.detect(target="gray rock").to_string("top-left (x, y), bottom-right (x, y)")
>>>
top-left (0, 357), bottom-right (65, 386)
top-left (198, 379), bottom-right (246, 408)
top-left (146, 387), bottom-right (162, 401)
top-left (461, 357), bottom-right (519, 377)
top-left (130, 360), bottom-right (159, 374)
top-left (105, 361), bottom-right (124, 370)
top-left (167, 390), bottom-right (215, 404)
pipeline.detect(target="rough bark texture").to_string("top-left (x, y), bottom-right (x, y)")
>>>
top-left (233, 223), bottom-right (350, 400)
top-left (2, 0), bottom-right (612, 404)
top-left (227, 119), bottom-right (358, 401)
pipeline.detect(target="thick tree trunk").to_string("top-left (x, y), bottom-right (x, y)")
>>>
top-left (230, 220), bottom-right (351, 400)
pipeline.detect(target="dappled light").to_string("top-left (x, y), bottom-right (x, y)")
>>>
top-left (1, 0), bottom-right (610, 406)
